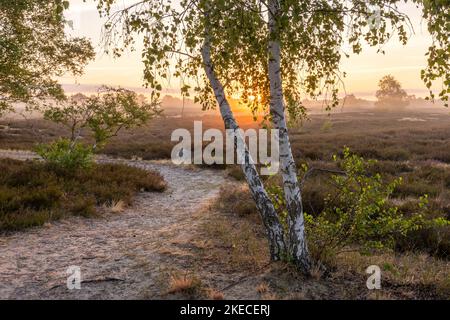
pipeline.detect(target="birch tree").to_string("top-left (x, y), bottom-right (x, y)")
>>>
top-left (98, 0), bottom-right (449, 273)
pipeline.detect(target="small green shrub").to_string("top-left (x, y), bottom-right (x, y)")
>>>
top-left (36, 138), bottom-right (93, 170)
top-left (269, 147), bottom-right (450, 264)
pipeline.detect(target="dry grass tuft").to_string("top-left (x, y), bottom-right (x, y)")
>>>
top-left (310, 264), bottom-right (324, 280)
top-left (256, 282), bottom-right (269, 294)
top-left (207, 289), bottom-right (225, 300)
top-left (167, 274), bottom-right (202, 296)
top-left (201, 213), bottom-right (269, 271)
top-left (106, 200), bottom-right (126, 214)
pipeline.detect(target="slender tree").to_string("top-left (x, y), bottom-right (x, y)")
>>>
top-left (0, 0), bottom-right (94, 115)
top-left (44, 86), bottom-right (161, 149)
top-left (98, 0), bottom-right (449, 273)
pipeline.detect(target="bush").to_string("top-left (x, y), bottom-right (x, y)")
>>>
top-left (269, 147), bottom-right (450, 265)
top-left (393, 179), bottom-right (441, 198)
top-left (306, 149), bottom-right (412, 261)
top-left (36, 138), bottom-right (93, 170)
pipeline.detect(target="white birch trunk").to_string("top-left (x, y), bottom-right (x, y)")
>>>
top-left (201, 35), bottom-right (287, 260)
top-left (267, 0), bottom-right (311, 273)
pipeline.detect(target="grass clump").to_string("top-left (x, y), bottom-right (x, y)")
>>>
top-left (0, 158), bottom-right (166, 231)
top-left (165, 273), bottom-right (204, 298)
top-left (214, 184), bottom-right (258, 216)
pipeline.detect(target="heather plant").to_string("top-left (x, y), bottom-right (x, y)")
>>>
top-left (36, 138), bottom-right (93, 171)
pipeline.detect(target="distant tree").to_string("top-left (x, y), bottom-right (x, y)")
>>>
top-left (98, 0), bottom-right (449, 273)
top-left (375, 75), bottom-right (409, 109)
top-left (0, 0), bottom-right (94, 116)
top-left (343, 94), bottom-right (371, 108)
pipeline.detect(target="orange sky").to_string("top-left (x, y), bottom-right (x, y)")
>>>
top-left (60, 0), bottom-right (437, 100)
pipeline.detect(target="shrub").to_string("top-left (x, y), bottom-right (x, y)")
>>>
top-left (269, 147), bottom-right (450, 265)
top-left (396, 199), bottom-right (450, 258)
top-left (396, 224), bottom-right (450, 259)
top-left (36, 138), bottom-right (93, 170)
top-left (102, 141), bottom-right (174, 160)
top-left (320, 120), bottom-right (333, 132)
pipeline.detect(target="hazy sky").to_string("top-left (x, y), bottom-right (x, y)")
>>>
top-left (61, 0), bottom-right (436, 100)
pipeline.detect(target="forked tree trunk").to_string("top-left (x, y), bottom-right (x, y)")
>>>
top-left (201, 37), bottom-right (287, 261)
top-left (267, 0), bottom-right (311, 273)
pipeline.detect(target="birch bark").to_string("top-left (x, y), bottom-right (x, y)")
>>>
top-left (201, 35), bottom-right (287, 260)
top-left (267, 0), bottom-right (311, 273)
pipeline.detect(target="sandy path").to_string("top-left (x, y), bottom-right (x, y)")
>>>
top-left (0, 151), bottom-right (226, 299)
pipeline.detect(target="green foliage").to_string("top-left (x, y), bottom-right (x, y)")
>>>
top-left (36, 138), bottom-right (93, 170)
top-left (98, 0), bottom-right (449, 120)
top-left (43, 86), bottom-right (160, 149)
top-left (0, 0), bottom-right (94, 114)
top-left (306, 148), bottom-right (409, 259)
top-left (269, 147), bottom-right (450, 263)
top-left (418, 0), bottom-right (450, 106)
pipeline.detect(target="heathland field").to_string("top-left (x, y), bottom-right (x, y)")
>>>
top-left (0, 107), bottom-right (449, 299)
